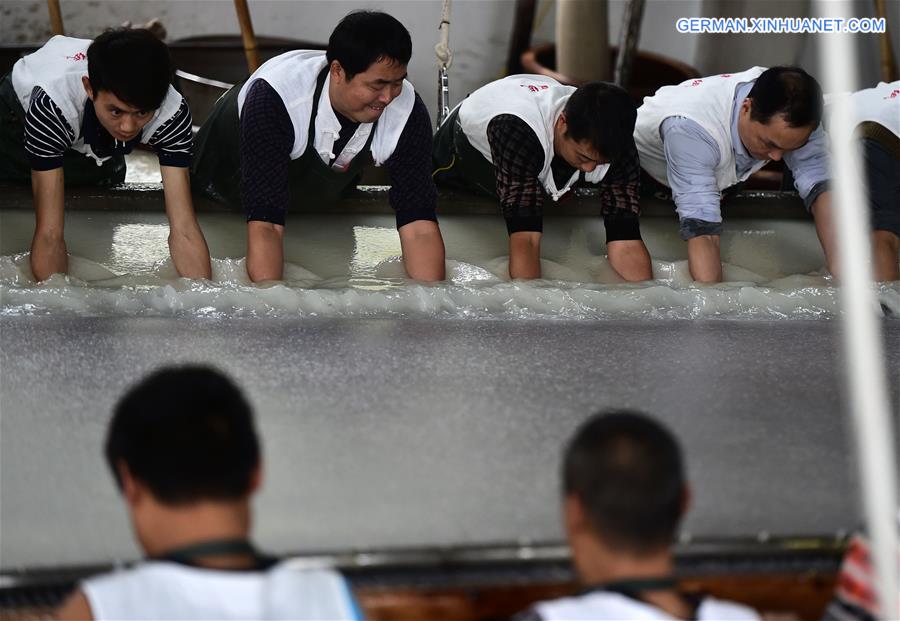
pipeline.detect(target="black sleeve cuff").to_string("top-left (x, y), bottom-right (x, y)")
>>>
top-left (505, 215), bottom-right (543, 235)
top-left (246, 209), bottom-right (286, 227)
top-left (28, 155), bottom-right (64, 171)
top-left (679, 218), bottom-right (723, 240)
top-left (156, 152), bottom-right (192, 168)
top-left (604, 210), bottom-right (642, 242)
top-left (396, 209), bottom-right (438, 229)
top-left (804, 180), bottom-right (830, 212)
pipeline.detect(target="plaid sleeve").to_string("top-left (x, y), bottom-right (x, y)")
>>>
top-left (487, 114), bottom-right (545, 230)
top-left (595, 140), bottom-right (641, 215)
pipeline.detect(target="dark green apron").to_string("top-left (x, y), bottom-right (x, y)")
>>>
top-left (432, 104), bottom-right (500, 200)
top-left (0, 72), bottom-right (125, 185)
top-left (191, 68), bottom-right (375, 212)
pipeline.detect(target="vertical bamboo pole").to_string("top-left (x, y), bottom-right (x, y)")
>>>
top-left (556, 0), bottom-right (609, 82)
top-left (233, 0), bottom-right (260, 74)
top-left (47, 0), bottom-right (64, 35)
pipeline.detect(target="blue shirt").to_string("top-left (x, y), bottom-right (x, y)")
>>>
top-left (659, 81), bottom-right (830, 238)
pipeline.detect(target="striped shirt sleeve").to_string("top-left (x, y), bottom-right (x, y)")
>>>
top-left (146, 97), bottom-right (193, 168)
top-left (24, 86), bottom-right (75, 171)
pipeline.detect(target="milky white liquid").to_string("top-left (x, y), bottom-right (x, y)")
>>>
top-left (1, 209), bottom-right (897, 319)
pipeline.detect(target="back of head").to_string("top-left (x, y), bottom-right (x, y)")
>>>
top-left (326, 10), bottom-right (412, 80)
top-left (563, 410), bottom-right (685, 555)
top-left (105, 366), bottom-right (260, 504)
top-left (563, 82), bottom-right (637, 162)
top-left (748, 66), bottom-right (823, 128)
top-left (87, 28), bottom-right (172, 111)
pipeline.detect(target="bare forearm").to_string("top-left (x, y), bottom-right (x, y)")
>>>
top-left (686, 235), bottom-right (723, 283)
top-left (607, 239), bottom-right (653, 281)
top-left (246, 220), bottom-right (284, 282)
top-left (509, 231), bottom-right (542, 279)
top-left (398, 220), bottom-right (445, 282)
top-left (30, 168), bottom-right (67, 280)
top-left (161, 165), bottom-right (212, 279)
top-left (810, 192), bottom-right (838, 277)
top-left (872, 230), bottom-right (899, 282)
top-left (168, 227), bottom-right (212, 279)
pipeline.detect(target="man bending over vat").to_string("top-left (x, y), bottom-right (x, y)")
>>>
top-left (55, 366), bottom-right (361, 620)
top-left (432, 77), bottom-right (652, 281)
top-left (515, 411), bottom-right (761, 621)
top-left (0, 30), bottom-right (211, 281)
top-left (635, 67), bottom-right (832, 283)
top-left (191, 11), bottom-right (445, 283)
top-left (824, 81), bottom-right (900, 282)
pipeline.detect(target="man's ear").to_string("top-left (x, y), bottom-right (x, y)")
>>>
top-left (117, 461), bottom-right (143, 506)
top-left (81, 76), bottom-right (94, 100)
top-left (329, 60), bottom-right (345, 83)
top-left (564, 493), bottom-right (588, 534)
top-left (741, 98), bottom-right (753, 117)
top-left (248, 462), bottom-right (263, 494)
top-left (680, 484), bottom-right (692, 517)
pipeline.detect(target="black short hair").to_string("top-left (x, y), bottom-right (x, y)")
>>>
top-left (326, 11), bottom-right (412, 80)
top-left (563, 410), bottom-right (685, 554)
top-left (105, 366), bottom-right (260, 505)
top-left (87, 28), bottom-right (172, 111)
top-left (563, 82), bottom-right (637, 162)
top-left (747, 66), bottom-right (823, 128)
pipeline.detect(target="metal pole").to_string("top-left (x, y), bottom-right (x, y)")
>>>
top-left (437, 67), bottom-right (450, 129)
top-left (817, 1), bottom-right (899, 618)
top-left (47, 0), bottom-right (64, 36)
top-left (233, 0), bottom-right (260, 74)
top-left (613, 0), bottom-right (646, 89)
top-left (435, 0), bottom-right (453, 128)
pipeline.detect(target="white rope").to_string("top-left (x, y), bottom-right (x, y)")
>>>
top-left (435, 0), bottom-right (452, 69)
top-left (817, 1), bottom-right (899, 618)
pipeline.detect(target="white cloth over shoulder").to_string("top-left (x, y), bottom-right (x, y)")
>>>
top-left (456, 74), bottom-right (610, 201)
top-left (237, 50), bottom-right (414, 167)
top-left (533, 590), bottom-right (761, 621)
top-left (82, 560), bottom-right (361, 620)
top-left (825, 80), bottom-right (900, 139)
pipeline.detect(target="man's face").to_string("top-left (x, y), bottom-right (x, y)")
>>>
top-left (553, 114), bottom-right (608, 173)
top-left (82, 76), bottom-right (154, 142)
top-left (737, 99), bottom-right (814, 162)
top-left (329, 58), bottom-right (407, 123)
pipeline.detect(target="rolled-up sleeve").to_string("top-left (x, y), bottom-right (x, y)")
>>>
top-left (661, 117), bottom-right (724, 238)
top-left (783, 124), bottom-right (830, 211)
